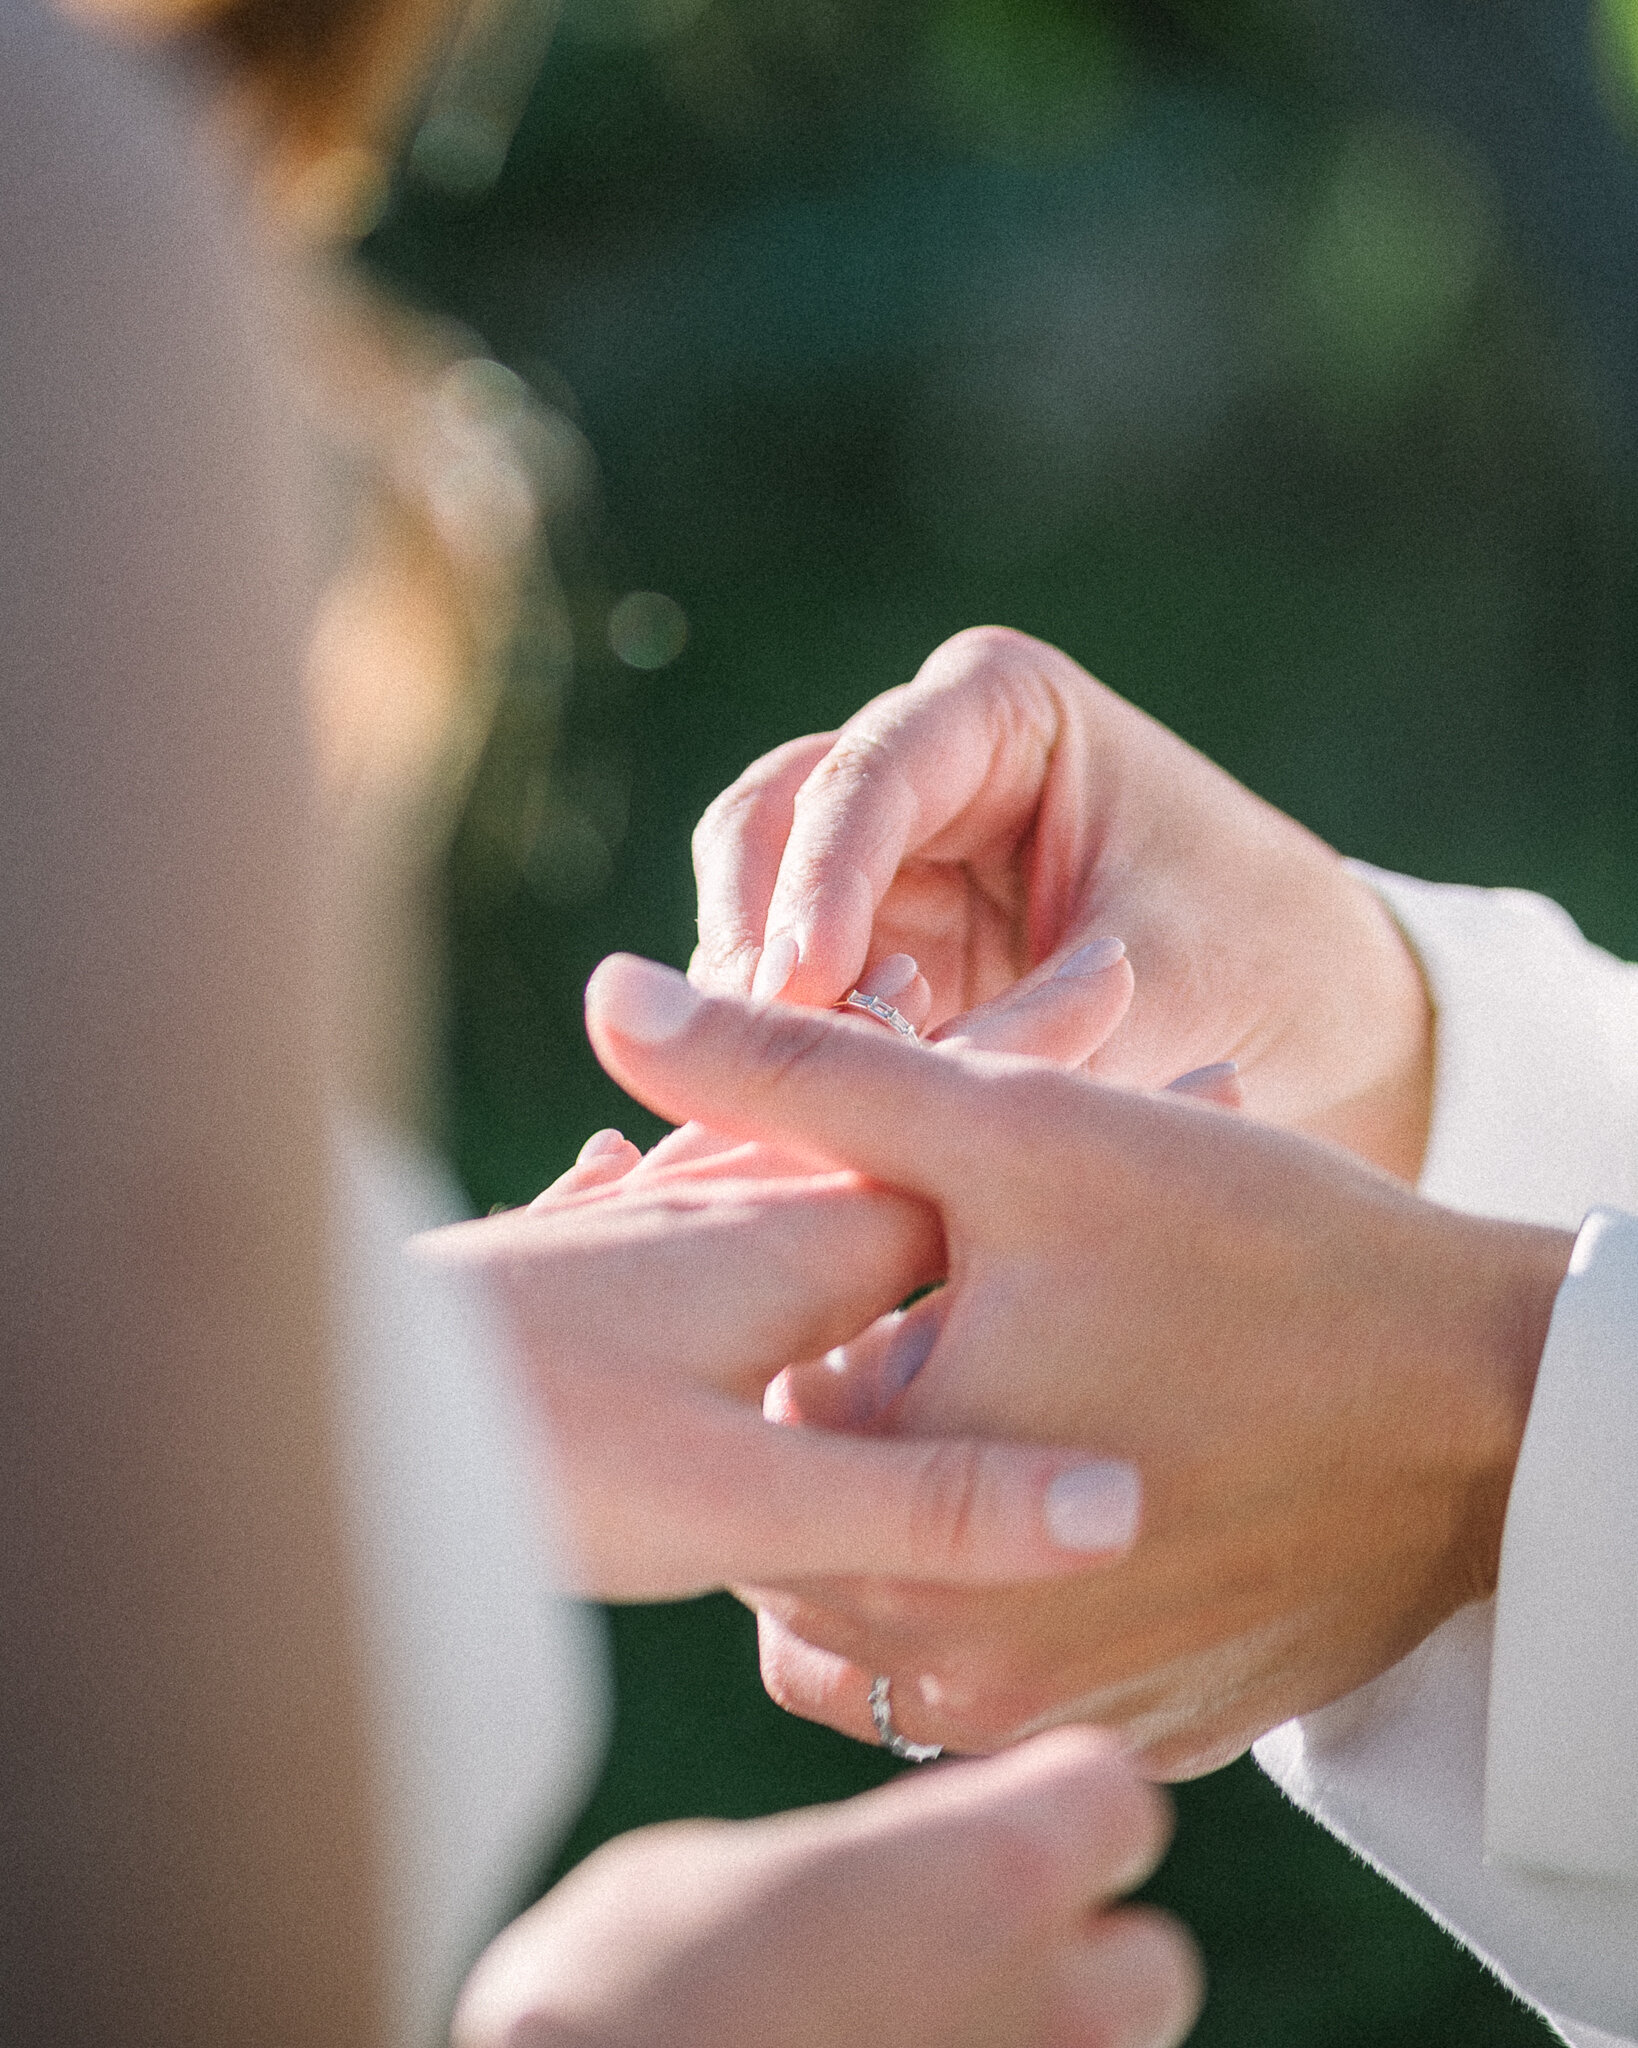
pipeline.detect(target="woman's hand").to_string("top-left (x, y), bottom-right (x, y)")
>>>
top-left (690, 626), bottom-right (1431, 1177)
top-left (453, 1729), bottom-right (1201, 2048)
top-left (414, 1132), bottom-right (1143, 1603)
top-left (583, 955), bottom-right (1572, 1777)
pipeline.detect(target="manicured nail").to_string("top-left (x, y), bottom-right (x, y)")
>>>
top-left (585, 953), bottom-right (702, 1044)
top-left (752, 931), bottom-right (800, 1000)
top-left (1055, 936), bottom-right (1126, 977)
top-left (1044, 1461), bottom-right (1141, 1553)
top-left (577, 1127), bottom-right (630, 1161)
top-left (859, 952), bottom-right (919, 1001)
top-left (879, 1312), bottom-right (940, 1401)
top-left (1165, 1061), bottom-right (1239, 1096)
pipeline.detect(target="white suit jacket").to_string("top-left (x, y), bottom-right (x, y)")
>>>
top-left (1256, 868), bottom-right (1638, 2047)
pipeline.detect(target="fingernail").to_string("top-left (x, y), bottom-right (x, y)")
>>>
top-left (879, 1313), bottom-right (939, 1401)
top-left (577, 1127), bottom-right (629, 1161)
top-left (1055, 936), bottom-right (1126, 978)
top-left (859, 952), bottom-right (919, 1001)
top-left (752, 931), bottom-right (800, 1000)
top-left (1045, 1461), bottom-right (1141, 1553)
top-left (1165, 1061), bottom-right (1239, 1096)
top-left (585, 954), bottom-right (702, 1044)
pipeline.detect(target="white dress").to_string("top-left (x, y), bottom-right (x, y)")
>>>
top-left (1257, 867), bottom-right (1638, 2047)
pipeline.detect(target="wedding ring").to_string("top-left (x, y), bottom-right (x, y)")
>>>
top-left (837, 990), bottom-right (918, 1039)
top-left (868, 1675), bottom-right (944, 1762)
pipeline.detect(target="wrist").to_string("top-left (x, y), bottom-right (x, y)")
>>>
top-left (1312, 875), bottom-right (1435, 1182)
top-left (1452, 1218), bottom-right (1575, 1603)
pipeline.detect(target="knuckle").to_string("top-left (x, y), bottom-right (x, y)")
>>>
top-left (737, 1002), bottom-right (846, 1099)
top-left (905, 1439), bottom-right (989, 1571)
top-left (791, 725), bottom-right (918, 846)
top-left (689, 932), bottom-right (758, 991)
top-left (690, 772), bottom-right (769, 856)
top-left (939, 622), bottom-right (1041, 670)
top-left (756, 1625), bottom-right (849, 1735)
top-left (758, 1638), bottom-right (806, 1716)
top-left (689, 786), bottom-right (744, 867)
top-left (793, 731), bottom-right (890, 815)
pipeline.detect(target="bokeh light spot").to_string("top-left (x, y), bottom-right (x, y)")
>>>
top-left (608, 590), bottom-right (689, 669)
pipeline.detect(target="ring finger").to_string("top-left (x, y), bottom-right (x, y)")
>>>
top-left (756, 1609), bottom-right (959, 1758)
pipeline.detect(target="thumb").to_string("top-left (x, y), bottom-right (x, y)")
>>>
top-left (585, 953), bottom-right (1025, 1200)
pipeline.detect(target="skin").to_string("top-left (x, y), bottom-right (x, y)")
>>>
top-left (415, 941), bottom-right (1203, 2047)
top-left (453, 1730), bottom-right (1201, 2048)
top-left (579, 952), bottom-right (1572, 1779)
top-left (422, 1132), bottom-right (1204, 2048)
top-left (689, 625), bottom-right (1433, 1180)
top-left (417, 1144), bottom-right (1148, 1601)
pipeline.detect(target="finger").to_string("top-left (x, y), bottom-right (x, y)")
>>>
top-left (756, 630), bottom-right (1094, 1005)
top-left (741, 1729), bottom-right (1179, 2022)
top-left (527, 1129), bottom-right (643, 1208)
top-left (584, 952), bottom-right (1046, 1204)
top-left (1051, 1909), bottom-right (1204, 2048)
top-left (631, 1120), bottom-right (761, 1172)
top-left (690, 732), bottom-right (836, 995)
top-left (930, 936), bottom-right (1133, 1066)
top-left (770, 1290), bottom-right (946, 1427)
top-left (757, 1608), bottom-right (985, 1758)
top-left (758, 1608), bottom-right (873, 1735)
top-left (1164, 1061), bottom-right (1243, 1109)
top-left (636, 1403), bottom-right (1144, 1587)
top-left (855, 951), bottom-right (934, 1035)
top-left (424, 1172), bottom-right (944, 1400)
top-left (857, 951), bottom-right (919, 1000)
top-left (797, 1700), bottom-right (1177, 1912)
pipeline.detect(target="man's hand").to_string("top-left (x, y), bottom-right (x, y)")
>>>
top-left (690, 626), bottom-right (1432, 1177)
top-left (585, 953), bottom-right (1572, 1777)
top-left (454, 1729), bottom-right (1201, 2048)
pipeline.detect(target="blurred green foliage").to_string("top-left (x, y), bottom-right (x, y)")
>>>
top-left (366, 0), bottom-right (1637, 2038)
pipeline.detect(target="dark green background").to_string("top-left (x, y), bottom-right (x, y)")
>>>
top-left (367, 1), bottom-right (1638, 2037)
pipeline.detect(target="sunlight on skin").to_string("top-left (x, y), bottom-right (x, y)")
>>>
top-left (579, 952), bottom-right (1569, 1775)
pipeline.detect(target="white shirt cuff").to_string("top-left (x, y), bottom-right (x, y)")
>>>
top-left (1255, 869), bottom-right (1638, 2041)
top-left (1486, 1207), bottom-right (1638, 1883)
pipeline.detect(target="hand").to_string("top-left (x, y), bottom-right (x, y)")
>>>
top-left (413, 1128), bottom-right (1141, 1602)
top-left (452, 1729), bottom-right (1201, 2048)
top-left (583, 954), bottom-right (1572, 1776)
top-left (690, 626), bottom-right (1430, 1177)
top-left (540, 926), bottom-right (1150, 1214)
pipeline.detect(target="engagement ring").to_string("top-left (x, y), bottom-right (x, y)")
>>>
top-left (836, 990), bottom-right (918, 1039)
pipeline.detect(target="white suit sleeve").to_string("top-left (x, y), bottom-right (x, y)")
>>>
top-left (1253, 867), bottom-right (1638, 2047)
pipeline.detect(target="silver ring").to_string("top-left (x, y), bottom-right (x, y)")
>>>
top-left (869, 1676), bottom-right (943, 1762)
top-left (837, 990), bottom-right (918, 1039)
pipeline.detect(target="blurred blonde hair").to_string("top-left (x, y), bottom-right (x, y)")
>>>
top-left (69, 0), bottom-right (573, 1135)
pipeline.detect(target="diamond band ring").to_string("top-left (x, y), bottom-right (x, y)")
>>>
top-left (868, 1675), bottom-right (944, 1762)
top-left (837, 989), bottom-right (918, 1039)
